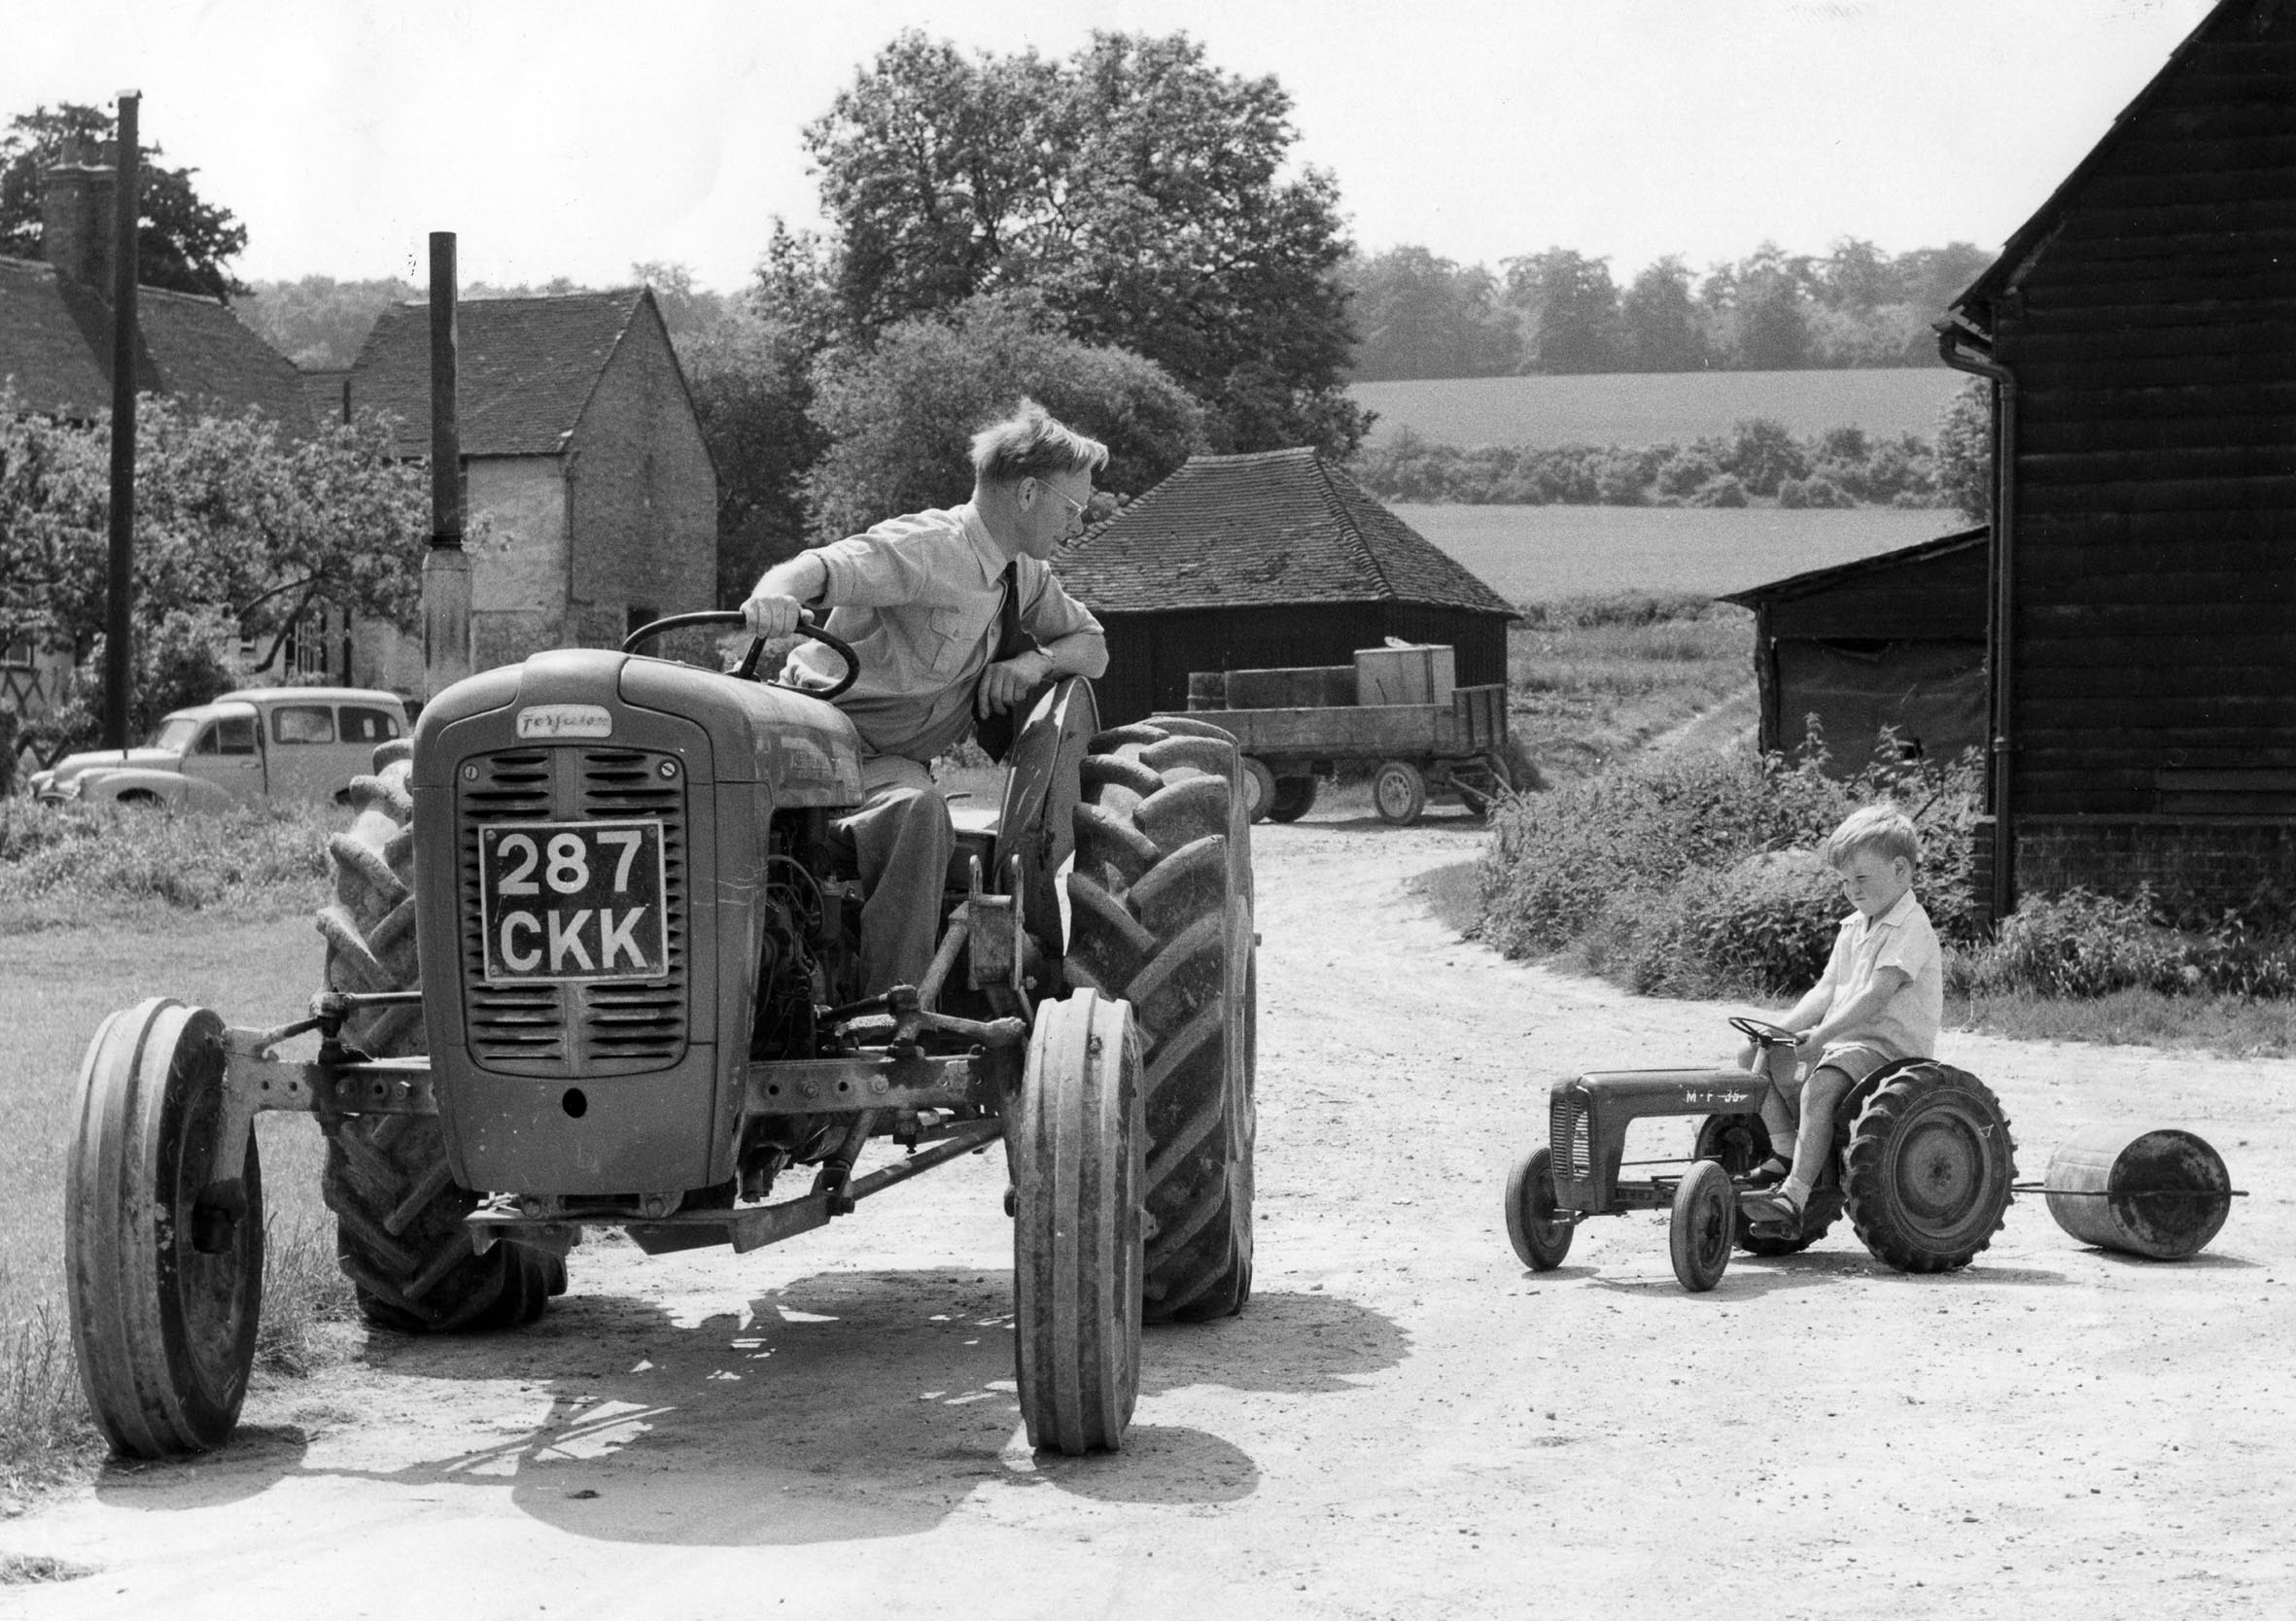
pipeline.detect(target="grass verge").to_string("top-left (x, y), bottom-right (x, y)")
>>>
top-left (1505, 594), bottom-right (1754, 787)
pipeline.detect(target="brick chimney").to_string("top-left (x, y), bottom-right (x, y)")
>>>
top-left (41, 135), bottom-right (119, 294)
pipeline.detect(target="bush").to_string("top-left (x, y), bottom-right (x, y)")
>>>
top-left (1952, 885), bottom-right (2296, 1001)
top-left (1690, 473), bottom-right (1749, 507)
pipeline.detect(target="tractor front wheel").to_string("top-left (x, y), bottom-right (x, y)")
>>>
top-left (1068, 719), bottom-right (1256, 1323)
top-left (1012, 989), bottom-right (1144, 1455)
top-left (316, 741), bottom-right (563, 1331)
top-left (1504, 1145), bottom-right (1573, 1270)
top-left (1669, 1160), bottom-right (1734, 1293)
top-left (65, 999), bottom-right (262, 1457)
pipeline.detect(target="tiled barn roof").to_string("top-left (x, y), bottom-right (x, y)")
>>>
top-left (0, 254), bottom-right (311, 429)
top-left (1058, 448), bottom-right (1517, 616)
top-left (347, 289), bottom-right (647, 457)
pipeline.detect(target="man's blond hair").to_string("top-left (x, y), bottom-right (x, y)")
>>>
top-left (1824, 804), bottom-right (1920, 870)
top-left (969, 398), bottom-right (1109, 484)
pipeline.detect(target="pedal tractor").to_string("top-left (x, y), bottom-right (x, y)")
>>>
top-left (64, 612), bottom-right (1257, 1460)
top-left (1505, 1017), bottom-right (2016, 1293)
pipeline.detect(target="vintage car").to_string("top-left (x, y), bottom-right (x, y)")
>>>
top-left (30, 687), bottom-right (410, 810)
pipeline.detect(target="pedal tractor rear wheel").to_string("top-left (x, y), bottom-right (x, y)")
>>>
top-left (1504, 1144), bottom-right (1574, 1270)
top-left (1067, 719), bottom-right (1256, 1322)
top-left (1012, 989), bottom-right (1144, 1455)
top-left (316, 740), bottom-right (563, 1331)
top-left (66, 999), bottom-right (262, 1457)
top-left (1844, 1063), bottom-right (2016, 1274)
top-left (1669, 1159), bottom-right (1734, 1293)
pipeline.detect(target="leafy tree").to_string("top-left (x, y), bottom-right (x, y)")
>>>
top-left (678, 307), bottom-right (832, 602)
top-left (1723, 417), bottom-right (1810, 496)
top-left (1502, 248), bottom-right (1621, 374)
top-left (0, 388), bottom-right (426, 712)
top-left (1340, 247), bottom-right (1515, 381)
top-left (1709, 244), bottom-right (1814, 370)
top-left (793, 30), bottom-right (1363, 457)
top-left (1934, 376), bottom-right (1992, 523)
top-left (1618, 257), bottom-right (1707, 372)
top-left (236, 275), bottom-right (419, 369)
top-left (629, 261), bottom-right (729, 342)
top-left (0, 102), bottom-right (249, 300)
top-left (801, 290), bottom-right (1204, 541)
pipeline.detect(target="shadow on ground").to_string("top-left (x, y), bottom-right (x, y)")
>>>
top-left (91, 1274), bottom-right (1408, 1547)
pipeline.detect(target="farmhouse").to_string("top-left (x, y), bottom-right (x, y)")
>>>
top-left (0, 137), bottom-right (313, 729)
top-left (1938, 0), bottom-right (2296, 918)
top-left (337, 288), bottom-right (716, 685)
top-left (1056, 448), bottom-right (1517, 725)
top-left (1722, 526), bottom-right (1988, 773)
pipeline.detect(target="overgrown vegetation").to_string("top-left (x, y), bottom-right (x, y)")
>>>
top-left (1506, 593), bottom-right (1756, 786)
top-left (0, 799), bottom-right (331, 928)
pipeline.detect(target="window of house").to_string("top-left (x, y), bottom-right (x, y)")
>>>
top-left (271, 706), bottom-right (335, 744)
top-left (0, 638), bottom-right (31, 672)
top-left (339, 706), bottom-right (400, 744)
top-left (199, 716), bottom-right (258, 755)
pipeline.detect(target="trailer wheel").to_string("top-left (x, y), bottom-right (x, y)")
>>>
top-left (1268, 776), bottom-right (1318, 823)
top-left (1068, 720), bottom-right (1255, 1322)
top-left (1239, 756), bottom-right (1277, 823)
top-left (1504, 1145), bottom-right (1573, 1270)
top-left (1372, 760), bottom-right (1426, 826)
top-left (315, 742), bottom-right (563, 1331)
top-left (1692, 1113), bottom-right (1832, 1256)
top-left (1670, 1160), bottom-right (1734, 1293)
top-left (1011, 989), bottom-right (1144, 1455)
top-left (66, 999), bottom-right (262, 1457)
top-left (1844, 1064), bottom-right (2016, 1274)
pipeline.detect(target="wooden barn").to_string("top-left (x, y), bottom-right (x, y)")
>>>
top-left (1055, 448), bottom-right (1518, 725)
top-left (1938, 0), bottom-right (2296, 920)
top-left (1722, 527), bottom-right (1989, 772)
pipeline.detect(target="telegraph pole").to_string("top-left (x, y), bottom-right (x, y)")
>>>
top-left (421, 230), bottom-right (471, 697)
top-left (100, 90), bottom-right (141, 751)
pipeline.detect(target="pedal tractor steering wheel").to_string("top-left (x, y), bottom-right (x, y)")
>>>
top-left (620, 610), bottom-right (860, 702)
top-left (1728, 1016), bottom-right (1803, 1051)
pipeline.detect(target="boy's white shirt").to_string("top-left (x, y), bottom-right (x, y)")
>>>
top-left (1812, 888), bottom-right (1943, 1060)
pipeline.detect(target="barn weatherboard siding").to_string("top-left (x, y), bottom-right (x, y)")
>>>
top-left (1940, 0), bottom-right (2296, 917)
top-left (1058, 448), bottom-right (1517, 727)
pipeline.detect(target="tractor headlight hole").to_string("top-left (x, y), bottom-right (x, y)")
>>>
top-left (562, 1087), bottom-right (588, 1119)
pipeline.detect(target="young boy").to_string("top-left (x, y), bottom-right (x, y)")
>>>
top-left (1738, 804), bottom-right (1944, 1224)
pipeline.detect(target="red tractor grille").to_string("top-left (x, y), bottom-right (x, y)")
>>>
top-left (456, 745), bottom-right (690, 1076)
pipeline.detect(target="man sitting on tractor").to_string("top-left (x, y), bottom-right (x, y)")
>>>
top-left (1738, 804), bottom-right (1945, 1225)
top-left (739, 399), bottom-right (1110, 993)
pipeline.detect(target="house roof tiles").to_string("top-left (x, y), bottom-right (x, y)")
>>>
top-left (1058, 448), bottom-right (1517, 617)
top-left (347, 289), bottom-right (648, 457)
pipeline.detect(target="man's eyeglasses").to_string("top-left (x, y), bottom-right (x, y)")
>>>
top-left (1037, 480), bottom-right (1095, 539)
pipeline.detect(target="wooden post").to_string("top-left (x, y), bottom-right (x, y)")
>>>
top-left (100, 91), bottom-right (141, 751)
top-left (420, 230), bottom-right (471, 697)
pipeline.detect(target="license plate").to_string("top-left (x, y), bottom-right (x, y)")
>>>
top-left (479, 820), bottom-right (669, 983)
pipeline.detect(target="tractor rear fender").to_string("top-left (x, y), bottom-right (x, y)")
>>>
top-left (1548, 1069), bottom-right (1769, 1212)
top-left (991, 678), bottom-right (1099, 963)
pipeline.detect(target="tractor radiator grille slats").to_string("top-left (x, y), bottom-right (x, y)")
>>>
top-left (1552, 1092), bottom-right (1592, 1184)
top-left (457, 745), bottom-right (691, 1076)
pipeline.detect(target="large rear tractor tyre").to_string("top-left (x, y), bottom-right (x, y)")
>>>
top-left (316, 741), bottom-right (563, 1332)
top-left (1844, 1064), bottom-right (2016, 1274)
top-left (1504, 1145), bottom-right (1573, 1271)
top-left (65, 999), bottom-right (262, 1457)
top-left (1692, 1113), bottom-right (1832, 1257)
top-left (1011, 990), bottom-right (1145, 1455)
top-left (1067, 720), bottom-right (1256, 1323)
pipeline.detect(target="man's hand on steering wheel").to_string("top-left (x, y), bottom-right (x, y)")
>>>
top-left (741, 591), bottom-right (806, 638)
top-left (977, 650), bottom-right (1050, 717)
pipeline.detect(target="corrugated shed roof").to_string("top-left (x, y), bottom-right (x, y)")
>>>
top-left (1720, 525), bottom-right (1989, 606)
top-left (1058, 448), bottom-right (1518, 617)
top-left (0, 254), bottom-right (310, 429)
top-left (347, 289), bottom-right (646, 457)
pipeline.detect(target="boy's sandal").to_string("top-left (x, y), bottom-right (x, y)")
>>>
top-left (1738, 1188), bottom-right (1804, 1225)
top-left (1740, 1155), bottom-right (1792, 1190)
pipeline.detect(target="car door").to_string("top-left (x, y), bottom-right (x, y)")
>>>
top-left (264, 701), bottom-right (341, 801)
top-left (179, 707), bottom-right (265, 803)
top-left (335, 703), bottom-right (404, 781)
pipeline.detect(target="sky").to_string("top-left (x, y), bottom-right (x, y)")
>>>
top-left (3, 0), bottom-right (2224, 294)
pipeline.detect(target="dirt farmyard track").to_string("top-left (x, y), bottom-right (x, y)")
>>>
top-left (7, 810), bottom-right (2294, 1619)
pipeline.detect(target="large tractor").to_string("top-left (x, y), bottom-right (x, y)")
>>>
top-left (64, 613), bottom-right (1256, 1459)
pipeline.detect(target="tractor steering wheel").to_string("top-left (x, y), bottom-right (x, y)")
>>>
top-left (1728, 1016), bottom-right (1803, 1051)
top-left (619, 610), bottom-right (860, 702)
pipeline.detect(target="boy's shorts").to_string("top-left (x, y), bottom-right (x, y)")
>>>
top-left (1808, 1044), bottom-right (1896, 1086)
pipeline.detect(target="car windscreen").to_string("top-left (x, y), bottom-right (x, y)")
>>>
top-left (149, 716), bottom-right (202, 752)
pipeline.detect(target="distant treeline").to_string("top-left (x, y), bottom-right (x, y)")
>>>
top-left (1353, 406), bottom-right (1989, 517)
top-left (1342, 240), bottom-right (1994, 382)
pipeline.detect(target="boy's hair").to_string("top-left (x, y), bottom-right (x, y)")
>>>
top-left (1825, 804), bottom-right (1920, 870)
top-left (969, 399), bottom-right (1109, 484)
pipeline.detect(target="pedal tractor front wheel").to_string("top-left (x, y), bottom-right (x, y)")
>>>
top-left (1670, 1159), bottom-right (1734, 1293)
top-left (66, 999), bottom-right (262, 1458)
top-left (1011, 989), bottom-right (1145, 1456)
top-left (1505, 1145), bottom-right (1574, 1270)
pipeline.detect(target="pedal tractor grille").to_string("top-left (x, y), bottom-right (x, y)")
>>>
top-left (1551, 1090), bottom-right (1592, 1187)
top-left (457, 745), bottom-right (690, 1076)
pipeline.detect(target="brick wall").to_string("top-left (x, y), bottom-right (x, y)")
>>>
top-left (2013, 818), bottom-right (2296, 913)
top-left (565, 298), bottom-right (716, 647)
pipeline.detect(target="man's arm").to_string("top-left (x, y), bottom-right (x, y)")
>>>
top-left (740, 552), bottom-right (829, 638)
top-left (976, 629), bottom-right (1108, 716)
